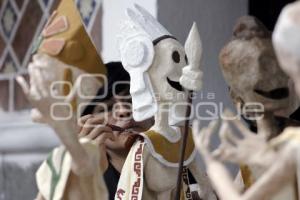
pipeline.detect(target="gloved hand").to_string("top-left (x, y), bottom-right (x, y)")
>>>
top-left (180, 22), bottom-right (203, 91)
top-left (180, 64), bottom-right (203, 91)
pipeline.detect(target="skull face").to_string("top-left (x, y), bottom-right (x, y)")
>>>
top-left (220, 37), bottom-right (290, 113)
top-left (275, 45), bottom-right (300, 98)
top-left (272, 1), bottom-right (300, 100)
top-left (148, 38), bottom-right (188, 104)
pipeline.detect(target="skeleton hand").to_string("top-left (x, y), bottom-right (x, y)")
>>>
top-left (25, 54), bottom-right (68, 123)
top-left (213, 111), bottom-right (276, 168)
top-left (180, 22), bottom-right (203, 91)
top-left (180, 65), bottom-right (203, 91)
top-left (17, 62), bottom-right (98, 176)
top-left (16, 63), bottom-right (79, 138)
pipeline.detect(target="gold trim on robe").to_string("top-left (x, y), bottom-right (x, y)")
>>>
top-left (141, 128), bottom-right (196, 167)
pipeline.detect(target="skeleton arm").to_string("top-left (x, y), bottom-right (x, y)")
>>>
top-left (212, 115), bottom-right (277, 168)
top-left (188, 160), bottom-right (217, 200)
top-left (17, 63), bottom-right (94, 176)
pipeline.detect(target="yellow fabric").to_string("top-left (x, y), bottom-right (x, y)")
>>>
top-left (38, 0), bottom-right (106, 76)
top-left (240, 165), bottom-right (254, 190)
top-left (144, 129), bottom-right (195, 164)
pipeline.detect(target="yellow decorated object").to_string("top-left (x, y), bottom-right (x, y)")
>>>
top-left (38, 0), bottom-right (106, 77)
top-left (240, 165), bottom-right (254, 190)
top-left (143, 129), bottom-right (195, 164)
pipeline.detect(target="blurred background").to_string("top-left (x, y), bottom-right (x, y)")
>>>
top-left (0, 0), bottom-right (295, 199)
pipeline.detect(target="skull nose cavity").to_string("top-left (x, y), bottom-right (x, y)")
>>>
top-left (254, 87), bottom-right (289, 100)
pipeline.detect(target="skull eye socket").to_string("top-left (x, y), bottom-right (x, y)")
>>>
top-left (172, 50), bottom-right (180, 63)
top-left (185, 54), bottom-right (188, 64)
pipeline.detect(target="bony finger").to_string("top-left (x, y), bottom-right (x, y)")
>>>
top-left (224, 149), bottom-right (237, 160)
top-left (220, 121), bottom-right (239, 145)
top-left (17, 77), bottom-right (40, 105)
top-left (219, 122), bottom-right (229, 140)
top-left (203, 120), bottom-right (218, 145)
top-left (34, 68), bottom-right (49, 97)
top-left (28, 63), bottom-right (35, 76)
top-left (28, 68), bottom-right (43, 98)
top-left (212, 148), bottom-right (224, 160)
top-left (219, 123), bottom-right (235, 147)
top-left (207, 119), bottom-right (219, 131)
top-left (65, 77), bottom-right (80, 103)
top-left (199, 127), bottom-right (207, 145)
top-left (16, 76), bottom-right (30, 96)
top-left (231, 118), bottom-right (252, 137)
top-left (194, 127), bottom-right (205, 153)
top-left (202, 129), bottom-right (210, 147)
top-left (224, 128), bottom-right (239, 145)
top-left (192, 120), bottom-right (200, 141)
top-left (28, 63), bottom-right (37, 86)
top-left (201, 128), bottom-right (212, 152)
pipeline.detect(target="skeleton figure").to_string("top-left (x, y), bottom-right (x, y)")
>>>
top-left (17, 0), bottom-right (108, 199)
top-left (192, 4), bottom-right (300, 200)
top-left (220, 16), bottom-right (299, 138)
top-left (115, 5), bottom-right (216, 200)
top-left (217, 16), bottom-right (300, 197)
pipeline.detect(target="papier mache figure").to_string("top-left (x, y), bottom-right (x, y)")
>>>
top-left (17, 0), bottom-right (108, 199)
top-left (115, 5), bottom-right (216, 200)
top-left (216, 16), bottom-right (299, 199)
top-left (220, 16), bottom-right (299, 137)
top-left (192, 7), bottom-right (300, 200)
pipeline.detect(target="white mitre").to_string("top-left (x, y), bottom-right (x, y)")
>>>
top-left (273, 1), bottom-right (300, 58)
top-left (117, 4), bottom-right (173, 122)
